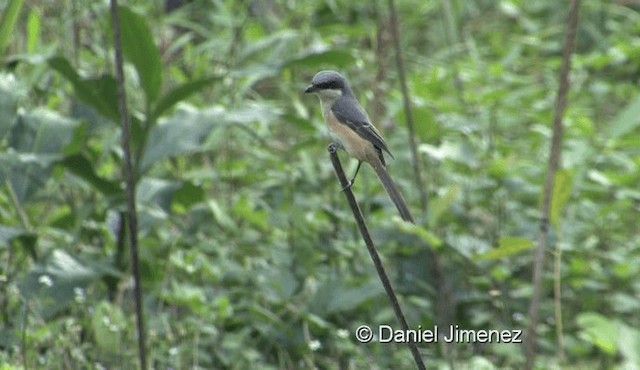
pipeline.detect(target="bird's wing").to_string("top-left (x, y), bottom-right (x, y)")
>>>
top-left (331, 96), bottom-right (393, 158)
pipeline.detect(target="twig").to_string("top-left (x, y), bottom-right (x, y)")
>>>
top-left (387, 0), bottom-right (428, 213)
top-left (108, 2), bottom-right (147, 369)
top-left (327, 144), bottom-right (425, 370)
top-left (524, 1), bottom-right (580, 368)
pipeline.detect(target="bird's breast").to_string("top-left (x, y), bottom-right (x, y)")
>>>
top-left (324, 109), bottom-right (377, 163)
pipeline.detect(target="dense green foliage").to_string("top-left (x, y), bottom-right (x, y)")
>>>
top-left (1, 0), bottom-right (639, 368)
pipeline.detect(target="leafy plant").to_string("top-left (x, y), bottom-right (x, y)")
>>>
top-left (0, 0), bottom-right (638, 368)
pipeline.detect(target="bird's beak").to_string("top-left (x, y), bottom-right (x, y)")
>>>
top-left (304, 85), bottom-right (316, 93)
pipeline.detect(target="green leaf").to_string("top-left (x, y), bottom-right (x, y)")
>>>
top-left (400, 222), bottom-right (443, 249)
top-left (137, 178), bottom-right (181, 214)
top-left (473, 236), bottom-right (534, 260)
top-left (576, 312), bottom-right (618, 355)
top-left (0, 0), bottom-right (24, 57)
top-left (618, 323), bottom-right (640, 367)
top-left (428, 185), bottom-right (459, 228)
top-left (139, 110), bottom-right (215, 173)
top-left (0, 75), bottom-right (19, 140)
top-left (48, 56), bottom-right (119, 122)
top-left (172, 181), bottom-right (205, 213)
top-left (608, 93), bottom-right (640, 139)
top-left (208, 199), bottom-right (236, 231)
top-left (0, 151), bottom-right (58, 204)
top-left (550, 169), bottom-right (573, 230)
top-left (150, 76), bottom-right (220, 121)
top-left (233, 194), bottom-right (268, 230)
top-left (0, 224), bottom-right (34, 248)
top-left (282, 50), bottom-right (355, 69)
top-left (92, 301), bottom-right (127, 354)
top-left (57, 154), bottom-right (121, 196)
top-left (19, 249), bottom-right (99, 319)
top-left (396, 105), bottom-right (437, 143)
top-left (119, 6), bottom-right (162, 103)
top-left (239, 29), bottom-right (297, 62)
top-left (326, 278), bottom-right (383, 314)
top-left (5, 108), bottom-right (78, 203)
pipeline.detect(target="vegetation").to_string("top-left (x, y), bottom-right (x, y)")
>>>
top-left (1, 0), bottom-right (639, 368)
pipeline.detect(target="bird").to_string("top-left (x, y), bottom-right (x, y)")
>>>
top-left (305, 70), bottom-right (414, 223)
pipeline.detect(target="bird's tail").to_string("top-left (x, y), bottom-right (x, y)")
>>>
top-left (372, 163), bottom-right (414, 223)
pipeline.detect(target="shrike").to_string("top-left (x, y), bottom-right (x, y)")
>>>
top-left (305, 70), bottom-right (414, 223)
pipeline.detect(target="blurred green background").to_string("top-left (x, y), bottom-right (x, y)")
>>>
top-left (0, 0), bottom-right (639, 368)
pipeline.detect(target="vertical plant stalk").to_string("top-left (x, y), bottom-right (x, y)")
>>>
top-left (387, 0), bottom-right (428, 213)
top-left (21, 300), bottom-right (28, 369)
top-left (328, 144), bottom-right (426, 370)
top-left (109, 2), bottom-right (147, 369)
top-left (524, 1), bottom-right (580, 368)
top-left (372, 2), bottom-right (390, 122)
top-left (386, 0), bottom-right (454, 345)
top-left (4, 179), bottom-right (31, 230)
top-left (554, 248), bottom-right (565, 361)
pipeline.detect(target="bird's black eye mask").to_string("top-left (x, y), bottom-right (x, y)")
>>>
top-left (315, 80), bottom-right (342, 90)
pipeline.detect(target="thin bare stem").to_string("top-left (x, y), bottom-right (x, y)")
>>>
top-left (387, 0), bottom-right (428, 213)
top-left (524, 1), bottom-right (580, 368)
top-left (108, 2), bottom-right (147, 369)
top-left (328, 144), bottom-right (426, 370)
top-left (554, 247), bottom-right (565, 361)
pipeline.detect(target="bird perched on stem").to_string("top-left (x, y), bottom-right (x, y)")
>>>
top-left (305, 70), bottom-right (414, 223)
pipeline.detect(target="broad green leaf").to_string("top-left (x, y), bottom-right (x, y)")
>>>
top-left (9, 109), bottom-right (77, 153)
top-left (137, 178), bottom-right (181, 214)
top-left (576, 312), bottom-right (617, 355)
top-left (428, 185), bottom-right (459, 228)
top-left (19, 249), bottom-right (99, 319)
top-left (0, 74), bottom-right (19, 140)
top-left (233, 194), bottom-right (268, 230)
top-left (62, 120), bottom-right (87, 155)
top-left (139, 113), bottom-right (214, 173)
top-left (0, 0), bottom-right (24, 57)
top-left (92, 301), bottom-right (126, 354)
top-left (5, 108), bottom-right (78, 203)
top-left (608, 93), bottom-right (640, 139)
top-left (0, 151), bottom-right (60, 204)
top-left (172, 181), bottom-right (205, 213)
top-left (48, 57), bottom-right (119, 122)
top-left (239, 29), bottom-right (297, 62)
top-left (58, 154), bottom-right (121, 196)
top-left (550, 169), bottom-right (573, 230)
top-left (169, 282), bottom-right (207, 315)
top-left (0, 225), bottom-right (26, 244)
top-left (326, 279), bottom-right (383, 314)
top-left (618, 323), bottom-right (640, 367)
top-left (395, 105), bottom-right (437, 143)
top-left (474, 236), bottom-right (534, 260)
top-left (487, 156), bottom-right (510, 179)
top-left (150, 76), bottom-right (220, 121)
top-left (282, 50), bottom-right (355, 69)
top-left (400, 222), bottom-right (443, 249)
top-left (587, 170), bottom-right (611, 187)
top-left (208, 199), bottom-right (236, 231)
top-left (119, 6), bottom-right (162, 102)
